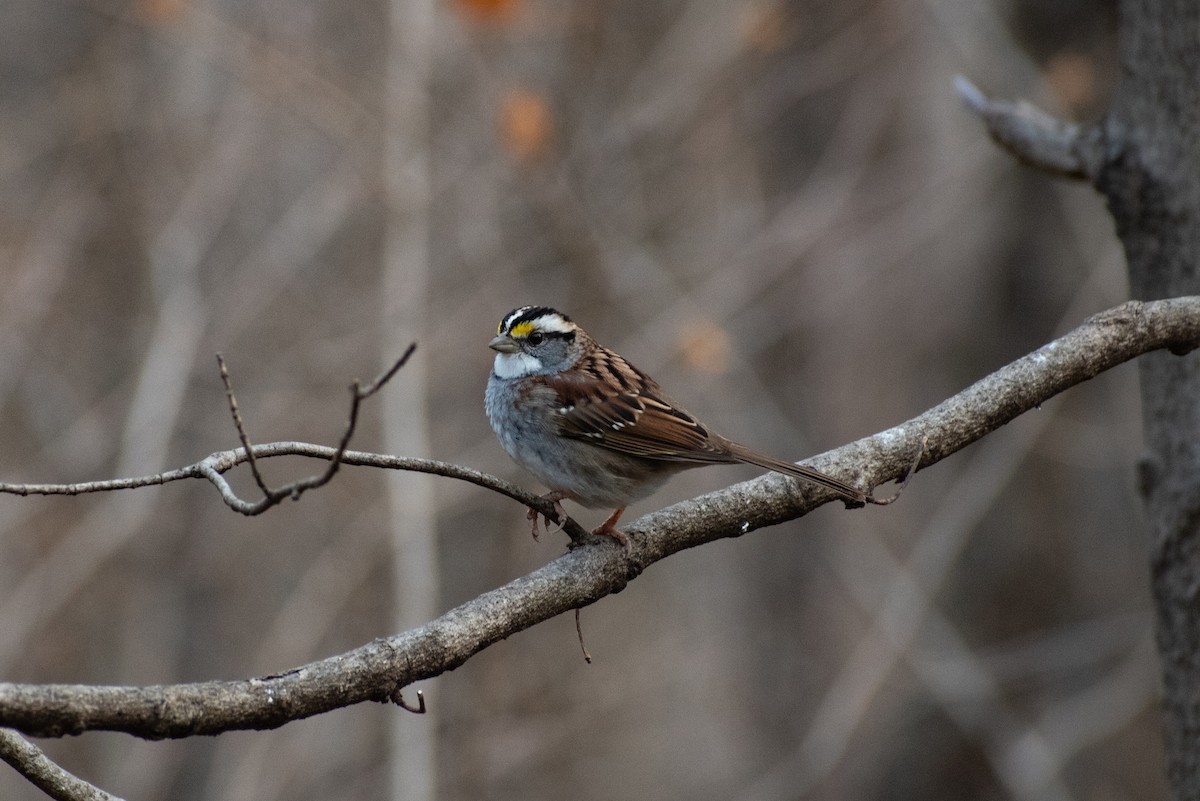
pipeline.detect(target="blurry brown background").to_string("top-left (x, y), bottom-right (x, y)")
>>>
top-left (0, 1), bottom-right (1158, 799)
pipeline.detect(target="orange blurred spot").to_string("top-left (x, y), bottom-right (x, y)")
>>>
top-left (500, 89), bottom-right (553, 161)
top-left (452, 0), bottom-right (519, 23)
top-left (138, 0), bottom-right (185, 23)
top-left (677, 319), bottom-right (732, 376)
top-left (741, 4), bottom-right (789, 54)
top-left (1044, 51), bottom-right (1097, 113)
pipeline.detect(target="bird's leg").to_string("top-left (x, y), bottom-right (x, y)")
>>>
top-left (591, 507), bottom-right (631, 553)
top-left (527, 490), bottom-right (569, 540)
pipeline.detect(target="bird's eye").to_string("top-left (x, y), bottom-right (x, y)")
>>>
top-left (527, 331), bottom-right (545, 346)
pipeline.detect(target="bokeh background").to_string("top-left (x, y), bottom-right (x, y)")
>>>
top-left (0, 1), bottom-right (1159, 799)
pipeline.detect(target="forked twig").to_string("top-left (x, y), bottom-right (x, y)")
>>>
top-left (211, 344), bottom-right (417, 516)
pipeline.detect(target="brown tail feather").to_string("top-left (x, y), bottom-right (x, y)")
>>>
top-left (725, 442), bottom-right (868, 504)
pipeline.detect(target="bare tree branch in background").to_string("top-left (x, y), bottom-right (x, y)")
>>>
top-left (0, 297), bottom-right (1195, 747)
top-left (954, 76), bottom-right (1105, 181)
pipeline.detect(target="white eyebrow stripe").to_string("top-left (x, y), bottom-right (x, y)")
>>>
top-left (525, 314), bottom-right (575, 334)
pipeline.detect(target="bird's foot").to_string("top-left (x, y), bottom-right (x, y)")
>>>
top-left (591, 507), bottom-right (632, 554)
top-left (527, 491), bottom-right (569, 540)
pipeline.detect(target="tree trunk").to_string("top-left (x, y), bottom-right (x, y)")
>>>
top-left (1101, 0), bottom-right (1200, 793)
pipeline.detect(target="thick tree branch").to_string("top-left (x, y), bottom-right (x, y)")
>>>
top-left (955, 76), bottom-right (1107, 181)
top-left (0, 729), bottom-right (123, 801)
top-left (1, 298), bottom-right (1198, 740)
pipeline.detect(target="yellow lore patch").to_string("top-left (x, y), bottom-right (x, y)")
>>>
top-left (509, 321), bottom-right (537, 338)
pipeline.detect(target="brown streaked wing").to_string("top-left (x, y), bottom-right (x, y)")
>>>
top-left (545, 353), bottom-right (734, 464)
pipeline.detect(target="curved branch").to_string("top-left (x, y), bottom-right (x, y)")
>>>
top-left (1, 298), bottom-right (1198, 740)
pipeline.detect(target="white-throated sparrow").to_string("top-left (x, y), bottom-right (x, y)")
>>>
top-left (485, 306), bottom-right (874, 547)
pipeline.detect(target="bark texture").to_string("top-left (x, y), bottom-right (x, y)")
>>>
top-left (1099, 1), bottom-right (1200, 793)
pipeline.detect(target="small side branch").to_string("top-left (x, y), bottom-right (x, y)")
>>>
top-left (216, 353), bottom-right (272, 498)
top-left (0, 728), bottom-right (124, 801)
top-left (390, 689), bottom-right (426, 714)
top-left (955, 76), bottom-right (1105, 181)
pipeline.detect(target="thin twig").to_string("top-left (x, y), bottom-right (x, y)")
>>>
top-left (0, 728), bottom-right (124, 801)
top-left (575, 609), bottom-right (593, 664)
top-left (216, 353), bottom-right (272, 497)
top-left (316, 342), bottom-right (419, 495)
top-left (359, 345), bottom-right (415, 397)
top-left (0, 442), bottom-right (591, 541)
top-left (391, 689), bottom-right (426, 714)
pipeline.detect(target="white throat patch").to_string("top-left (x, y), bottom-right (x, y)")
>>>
top-left (493, 351), bottom-right (543, 379)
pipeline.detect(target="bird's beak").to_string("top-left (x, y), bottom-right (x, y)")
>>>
top-left (489, 335), bottom-right (520, 354)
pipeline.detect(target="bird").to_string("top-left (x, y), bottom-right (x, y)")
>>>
top-left (484, 305), bottom-right (874, 548)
